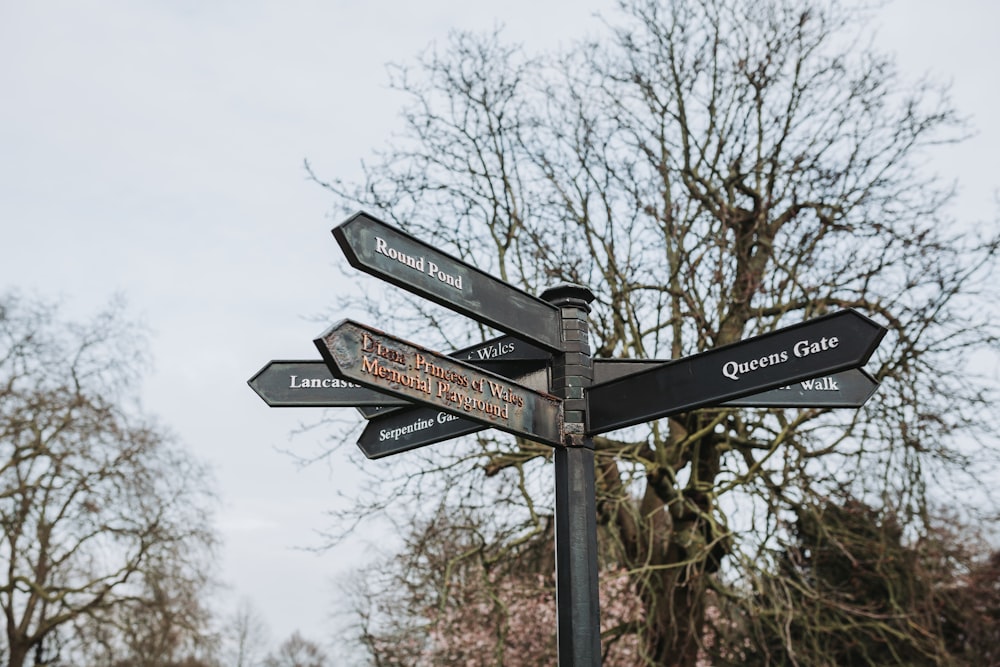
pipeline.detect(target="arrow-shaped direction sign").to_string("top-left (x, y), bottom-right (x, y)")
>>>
top-left (314, 320), bottom-right (563, 447)
top-left (722, 368), bottom-right (879, 408)
top-left (333, 211), bottom-right (564, 352)
top-left (358, 407), bottom-right (486, 459)
top-left (248, 360), bottom-right (411, 408)
top-left (592, 361), bottom-right (879, 409)
top-left (586, 309), bottom-right (886, 434)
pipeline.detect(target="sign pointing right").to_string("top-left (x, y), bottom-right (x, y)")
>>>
top-left (586, 309), bottom-right (886, 434)
top-left (722, 368), bottom-right (879, 408)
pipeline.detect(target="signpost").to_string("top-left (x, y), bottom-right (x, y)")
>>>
top-left (586, 309), bottom-right (886, 434)
top-left (251, 210), bottom-right (890, 667)
top-left (313, 319), bottom-right (564, 447)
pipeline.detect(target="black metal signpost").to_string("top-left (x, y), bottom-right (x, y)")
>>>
top-left (250, 210), bottom-right (889, 667)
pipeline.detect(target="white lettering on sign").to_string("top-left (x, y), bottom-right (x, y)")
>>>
top-left (721, 351), bottom-right (789, 381)
top-left (774, 376), bottom-right (841, 392)
top-left (379, 416), bottom-right (436, 442)
top-left (793, 336), bottom-right (839, 358)
top-left (374, 236), bottom-right (424, 272)
top-left (799, 376), bottom-right (840, 391)
top-left (378, 411), bottom-right (464, 442)
top-left (467, 341), bottom-right (516, 360)
top-left (426, 261), bottom-right (463, 290)
top-left (373, 236), bottom-right (464, 291)
top-left (721, 336), bottom-right (840, 381)
top-left (289, 375), bottom-right (361, 389)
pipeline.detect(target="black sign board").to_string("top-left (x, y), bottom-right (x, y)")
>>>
top-left (451, 333), bottom-right (551, 364)
top-left (586, 309), bottom-right (886, 434)
top-left (333, 211), bottom-right (563, 351)
top-left (593, 361), bottom-right (879, 409)
top-left (314, 320), bottom-right (563, 446)
top-left (248, 360), bottom-right (410, 408)
top-left (357, 407), bottom-right (486, 459)
top-left (722, 368), bottom-right (879, 408)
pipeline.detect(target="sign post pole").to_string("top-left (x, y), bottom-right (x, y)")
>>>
top-left (542, 284), bottom-right (602, 667)
top-left (251, 212), bottom-right (889, 665)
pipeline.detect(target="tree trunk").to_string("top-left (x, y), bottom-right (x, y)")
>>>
top-left (7, 639), bottom-right (30, 667)
top-left (608, 425), bottom-right (723, 666)
top-left (630, 562), bottom-right (707, 667)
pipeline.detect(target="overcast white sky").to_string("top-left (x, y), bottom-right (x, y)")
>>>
top-left (2, 0), bottom-right (997, 655)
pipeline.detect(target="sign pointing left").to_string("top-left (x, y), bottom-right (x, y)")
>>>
top-left (333, 211), bottom-right (563, 351)
top-left (314, 320), bottom-right (563, 447)
top-left (247, 361), bottom-right (410, 408)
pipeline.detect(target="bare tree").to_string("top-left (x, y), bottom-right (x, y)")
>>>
top-left (0, 292), bottom-right (219, 667)
top-left (704, 492), bottom-right (1000, 665)
top-left (263, 631), bottom-right (327, 667)
top-left (310, 0), bottom-right (1000, 664)
top-left (66, 554), bottom-right (220, 667)
top-left (344, 504), bottom-right (647, 666)
top-left (225, 598), bottom-right (270, 667)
